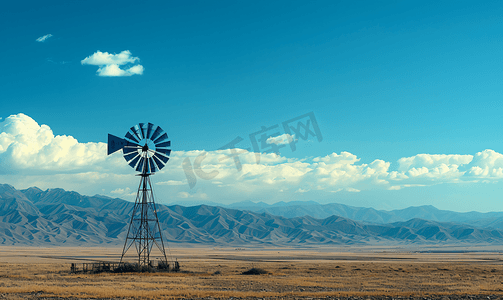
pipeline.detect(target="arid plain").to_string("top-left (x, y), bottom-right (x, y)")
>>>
top-left (0, 246), bottom-right (503, 299)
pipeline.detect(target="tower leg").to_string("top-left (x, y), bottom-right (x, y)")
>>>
top-left (120, 173), bottom-right (169, 269)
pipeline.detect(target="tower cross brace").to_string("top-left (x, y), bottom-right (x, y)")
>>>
top-left (120, 166), bottom-right (168, 268)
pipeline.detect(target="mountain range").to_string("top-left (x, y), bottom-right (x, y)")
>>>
top-left (222, 200), bottom-right (503, 229)
top-left (2, 183), bottom-right (503, 246)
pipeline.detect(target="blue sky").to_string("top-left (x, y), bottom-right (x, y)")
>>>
top-left (1, 1), bottom-right (503, 212)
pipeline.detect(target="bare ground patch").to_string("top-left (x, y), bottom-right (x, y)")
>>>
top-left (0, 247), bottom-right (502, 299)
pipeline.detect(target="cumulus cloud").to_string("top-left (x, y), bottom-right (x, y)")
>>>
top-left (36, 34), bottom-right (52, 42)
top-left (81, 50), bottom-right (144, 77)
top-left (467, 150), bottom-right (503, 178)
top-left (4, 113), bottom-right (503, 205)
top-left (127, 65), bottom-right (144, 75)
top-left (393, 154), bottom-right (469, 184)
top-left (96, 64), bottom-right (144, 77)
top-left (311, 152), bottom-right (390, 188)
top-left (0, 113), bottom-right (114, 174)
top-left (398, 154), bottom-right (472, 172)
top-left (266, 134), bottom-right (296, 145)
top-left (81, 50), bottom-right (138, 66)
top-left (391, 150), bottom-right (503, 185)
top-left (175, 148), bottom-right (503, 199)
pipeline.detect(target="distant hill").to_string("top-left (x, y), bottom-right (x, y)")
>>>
top-left (225, 201), bottom-right (503, 229)
top-left (1, 184), bottom-right (503, 246)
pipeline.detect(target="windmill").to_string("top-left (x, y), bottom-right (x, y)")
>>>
top-left (108, 123), bottom-right (174, 270)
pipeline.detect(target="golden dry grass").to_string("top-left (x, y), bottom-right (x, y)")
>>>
top-left (0, 246), bottom-right (502, 299)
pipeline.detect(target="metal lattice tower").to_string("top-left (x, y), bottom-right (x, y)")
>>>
top-left (107, 123), bottom-right (172, 268)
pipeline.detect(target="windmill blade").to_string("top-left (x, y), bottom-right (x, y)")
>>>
top-left (156, 148), bottom-right (171, 157)
top-left (134, 124), bottom-right (143, 140)
top-left (107, 134), bottom-right (128, 155)
top-left (148, 157), bottom-right (156, 173)
top-left (153, 132), bottom-right (168, 144)
top-left (150, 126), bottom-right (163, 142)
top-left (124, 152), bottom-right (139, 162)
top-left (126, 141), bottom-right (140, 149)
top-left (146, 123), bottom-right (154, 139)
top-left (136, 157), bottom-right (145, 172)
top-left (128, 155), bottom-right (141, 169)
top-left (125, 132), bottom-right (140, 144)
top-left (155, 141), bottom-right (170, 148)
top-left (153, 152), bottom-right (169, 164)
top-left (150, 154), bottom-right (162, 170)
top-left (139, 123), bottom-right (146, 139)
top-left (130, 126), bottom-right (142, 141)
top-left (148, 157), bottom-right (155, 173)
top-left (152, 154), bottom-right (166, 170)
top-left (123, 146), bottom-right (139, 155)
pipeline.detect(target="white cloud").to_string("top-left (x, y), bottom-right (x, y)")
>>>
top-left (157, 180), bottom-right (186, 186)
top-left (177, 191), bottom-right (190, 198)
top-left (388, 184), bottom-right (426, 191)
top-left (329, 187), bottom-right (360, 193)
top-left (398, 154), bottom-right (472, 172)
top-left (177, 191), bottom-right (208, 199)
top-left (81, 50), bottom-right (138, 66)
top-left (81, 50), bottom-right (144, 77)
top-left (36, 34), bottom-right (52, 42)
top-left (266, 134), bottom-right (296, 145)
top-left (396, 153), bottom-right (473, 183)
top-left (0, 113), bottom-right (119, 174)
top-left (96, 64), bottom-right (127, 77)
top-left (390, 150), bottom-right (503, 185)
top-left (111, 187), bottom-right (131, 194)
top-left (96, 64), bottom-right (144, 77)
top-left (127, 64), bottom-right (144, 75)
top-left (467, 149), bottom-right (503, 178)
top-left (311, 152), bottom-right (390, 188)
top-left (5, 113), bottom-right (503, 206)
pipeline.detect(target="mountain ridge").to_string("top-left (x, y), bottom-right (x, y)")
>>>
top-left (1, 184), bottom-right (503, 246)
top-left (221, 201), bottom-right (503, 229)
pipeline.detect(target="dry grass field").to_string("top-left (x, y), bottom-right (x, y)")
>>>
top-left (0, 246), bottom-right (503, 299)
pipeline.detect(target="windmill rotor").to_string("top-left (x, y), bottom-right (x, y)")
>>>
top-left (108, 123), bottom-right (171, 174)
